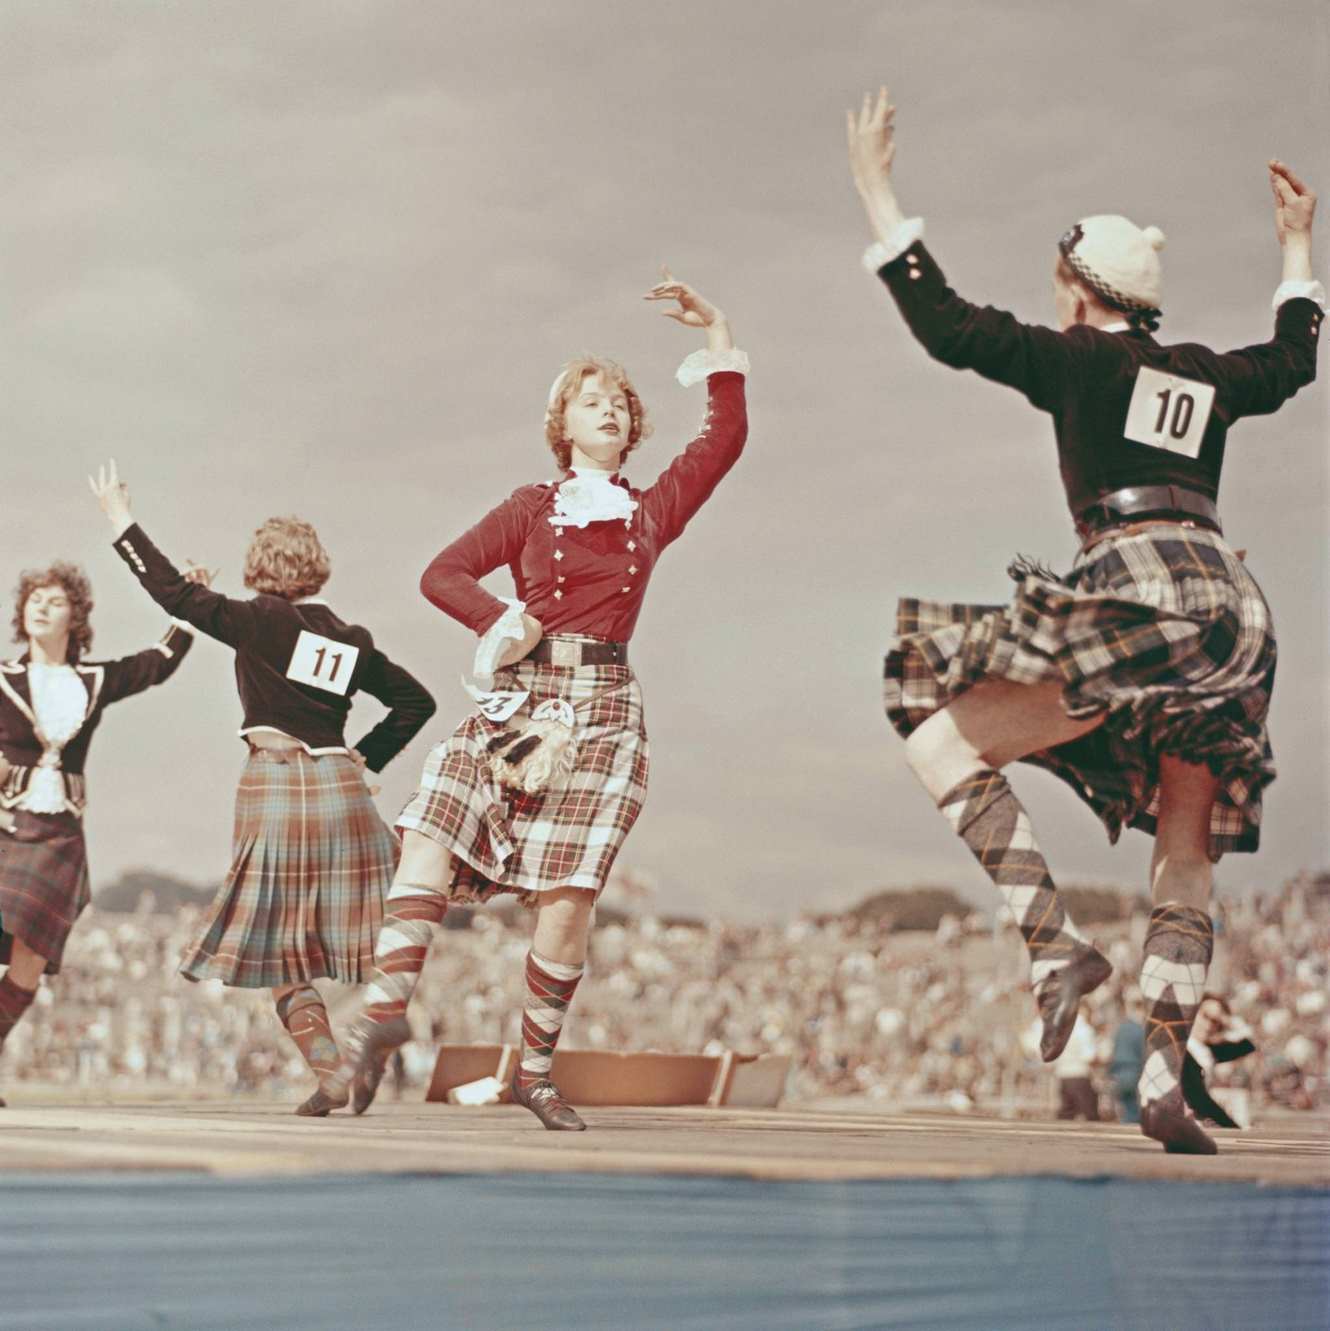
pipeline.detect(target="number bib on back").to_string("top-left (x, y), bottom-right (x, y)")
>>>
top-left (286, 630), bottom-right (359, 696)
top-left (1123, 365), bottom-right (1216, 459)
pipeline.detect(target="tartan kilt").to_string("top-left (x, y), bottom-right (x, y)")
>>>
top-left (179, 750), bottom-right (398, 988)
top-left (884, 524), bottom-right (1277, 858)
top-left (0, 810), bottom-right (90, 974)
top-left (397, 661), bottom-right (649, 905)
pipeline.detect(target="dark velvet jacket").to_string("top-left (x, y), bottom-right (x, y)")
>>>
top-left (876, 241), bottom-right (1322, 518)
top-left (0, 624), bottom-right (194, 816)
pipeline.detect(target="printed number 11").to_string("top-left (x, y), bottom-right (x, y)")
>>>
top-left (312, 646), bottom-right (343, 682)
top-left (1154, 388), bottom-right (1195, 440)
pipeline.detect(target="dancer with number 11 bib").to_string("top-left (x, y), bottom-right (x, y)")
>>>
top-left (848, 88), bottom-right (1321, 1153)
top-left (90, 462), bottom-right (436, 1114)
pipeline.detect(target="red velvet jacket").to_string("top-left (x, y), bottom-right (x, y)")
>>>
top-left (421, 370), bottom-right (747, 640)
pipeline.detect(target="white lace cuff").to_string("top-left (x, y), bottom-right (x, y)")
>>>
top-left (170, 618), bottom-right (195, 635)
top-left (1273, 278), bottom-right (1326, 313)
top-left (861, 218), bottom-right (926, 274)
top-left (675, 348), bottom-right (750, 388)
top-left (473, 597), bottom-right (526, 683)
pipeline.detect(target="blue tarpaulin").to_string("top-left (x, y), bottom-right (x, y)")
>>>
top-left (1, 1172), bottom-right (1326, 1330)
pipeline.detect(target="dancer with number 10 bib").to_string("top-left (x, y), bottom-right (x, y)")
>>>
top-left (848, 88), bottom-right (1321, 1153)
top-left (90, 463), bottom-right (436, 1114)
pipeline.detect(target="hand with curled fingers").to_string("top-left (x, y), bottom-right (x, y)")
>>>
top-left (1269, 159), bottom-right (1316, 246)
top-left (182, 561), bottom-right (219, 589)
top-left (643, 267), bottom-right (734, 351)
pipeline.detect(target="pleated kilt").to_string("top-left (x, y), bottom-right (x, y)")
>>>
top-left (884, 524), bottom-right (1277, 858)
top-left (397, 660), bottom-right (649, 905)
top-left (0, 810), bottom-right (90, 974)
top-left (179, 749), bottom-right (398, 988)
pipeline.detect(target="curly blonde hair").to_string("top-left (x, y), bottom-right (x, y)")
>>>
top-left (11, 563), bottom-right (95, 662)
top-left (544, 357), bottom-right (652, 471)
top-left (243, 517), bottom-right (330, 600)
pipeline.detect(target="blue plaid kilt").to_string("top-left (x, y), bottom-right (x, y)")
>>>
top-left (179, 749), bottom-right (399, 988)
top-left (884, 524), bottom-right (1277, 858)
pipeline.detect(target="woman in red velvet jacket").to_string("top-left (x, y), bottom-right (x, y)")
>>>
top-left (314, 273), bottom-right (749, 1129)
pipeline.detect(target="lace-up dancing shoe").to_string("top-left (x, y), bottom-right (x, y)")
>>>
top-left (1035, 944), bottom-right (1113, 1062)
top-left (510, 1077), bottom-right (587, 1131)
top-left (350, 1016), bottom-right (411, 1115)
top-left (1140, 1101), bottom-right (1219, 1155)
top-left (294, 1084), bottom-right (348, 1117)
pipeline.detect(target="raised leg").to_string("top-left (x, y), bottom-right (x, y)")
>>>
top-left (299, 831), bottom-right (451, 1117)
top-left (903, 680), bottom-right (1111, 1060)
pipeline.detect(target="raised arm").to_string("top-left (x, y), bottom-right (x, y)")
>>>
top-left (90, 459), bottom-right (258, 648)
top-left (1218, 160), bottom-right (1322, 418)
top-left (639, 272), bottom-right (749, 545)
top-left (847, 86), bottom-right (1086, 412)
top-left (95, 622), bottom-right (195, 706)
top-left (350, 648), bottom-right (437, 773)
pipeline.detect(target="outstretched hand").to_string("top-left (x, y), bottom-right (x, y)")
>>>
top-left (88, 459), bottom-right (134, 533)
top-left (1269, 159), bottom-right (1316, 246)
top-left (847, 85), bottom-right (897, 202)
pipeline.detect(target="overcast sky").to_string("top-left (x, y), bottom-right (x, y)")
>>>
top-left (3, 1), bottom-right (1326, 920)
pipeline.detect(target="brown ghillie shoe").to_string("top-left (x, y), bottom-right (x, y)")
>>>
top-left (1140, 1102), bottom-right (1218, 1156)
top-left (1035, 944), bottom-right (1113, 1062)
top-left (295, 1084), bottom-right (348, 1117)
top-left (350, 1016), bottom-right (412, 1116)
top-left (510, 1077), bottom-right (587, 1131)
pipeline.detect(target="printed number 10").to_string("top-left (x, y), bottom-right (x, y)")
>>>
top-left (312, 646), bottom-right (343, 682)
top-left (1154, 388), bottom-right (1195, 440)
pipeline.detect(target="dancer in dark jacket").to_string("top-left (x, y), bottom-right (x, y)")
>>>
top-left (848, 85), bottom-right (1320, 1153)
top-left (91, 461), bottom-right (435, 1113)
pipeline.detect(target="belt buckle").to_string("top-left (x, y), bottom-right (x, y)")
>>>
top-left (549, 639), bottom-right (581, 669)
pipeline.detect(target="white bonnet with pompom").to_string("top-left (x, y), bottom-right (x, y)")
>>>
top-left (1058, 214), bottom-right (1166, 316)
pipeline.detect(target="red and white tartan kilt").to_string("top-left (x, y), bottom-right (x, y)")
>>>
top-left (0, 810), bottom-right (90, 974)
top-left (397, 661), bottom-right (649, 904)
top-left (884, 524), bottom-right (1277, 859)
top-left (179, 749), bottom-right (398, 988)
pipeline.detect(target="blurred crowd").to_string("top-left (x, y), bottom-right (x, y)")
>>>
top-left (2, 874), bottom-right (1325, 1119)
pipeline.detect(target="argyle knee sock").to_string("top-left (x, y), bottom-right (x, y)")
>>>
top-left (1138, 903), bottom-right (1213, 1112)
top-left (275, 986), bottom-right (340, 1082)
top-left (0, 973), bottom-right (37, 1052)
top-left (937, 768), bottom-right (1089, 989)
top-left (361, 887), bottom-right (448, 1027)
top-left (326, 886), bottom-right (447, 1097)
top-left (516, 951), bottom-right (584, 1090)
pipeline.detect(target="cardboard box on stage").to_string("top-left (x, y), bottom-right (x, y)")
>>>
top-left (425, 1045), bottom-right (790, 1108)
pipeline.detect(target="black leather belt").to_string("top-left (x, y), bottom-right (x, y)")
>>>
top-left (529, 636), bottom-right (629, 668)
top-left (1075, 485), bottom-right (1221, 540)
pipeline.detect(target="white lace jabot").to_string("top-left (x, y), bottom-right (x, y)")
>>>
top-left (20, 663), bottom-right (87, 814)
top-left (547, 469), bottom-right (639, 529)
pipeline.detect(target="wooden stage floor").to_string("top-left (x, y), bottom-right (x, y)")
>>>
top-left (0, 1096), bottom-right (1324, 1186)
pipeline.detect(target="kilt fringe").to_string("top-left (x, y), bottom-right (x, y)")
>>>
top-left (885, 525), bottom-right (1277, 858)
top-left (179, 750), bottom-right (398, 988)
top-left (397, 661), bottom-right (648, 905)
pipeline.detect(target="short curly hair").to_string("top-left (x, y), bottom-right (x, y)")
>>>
top-left (543, 357), bottom-right (652, 472)
top-left (243, 517), bottom-right (330, 600)
top-left (12, 563), bottom-right (95, 662)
